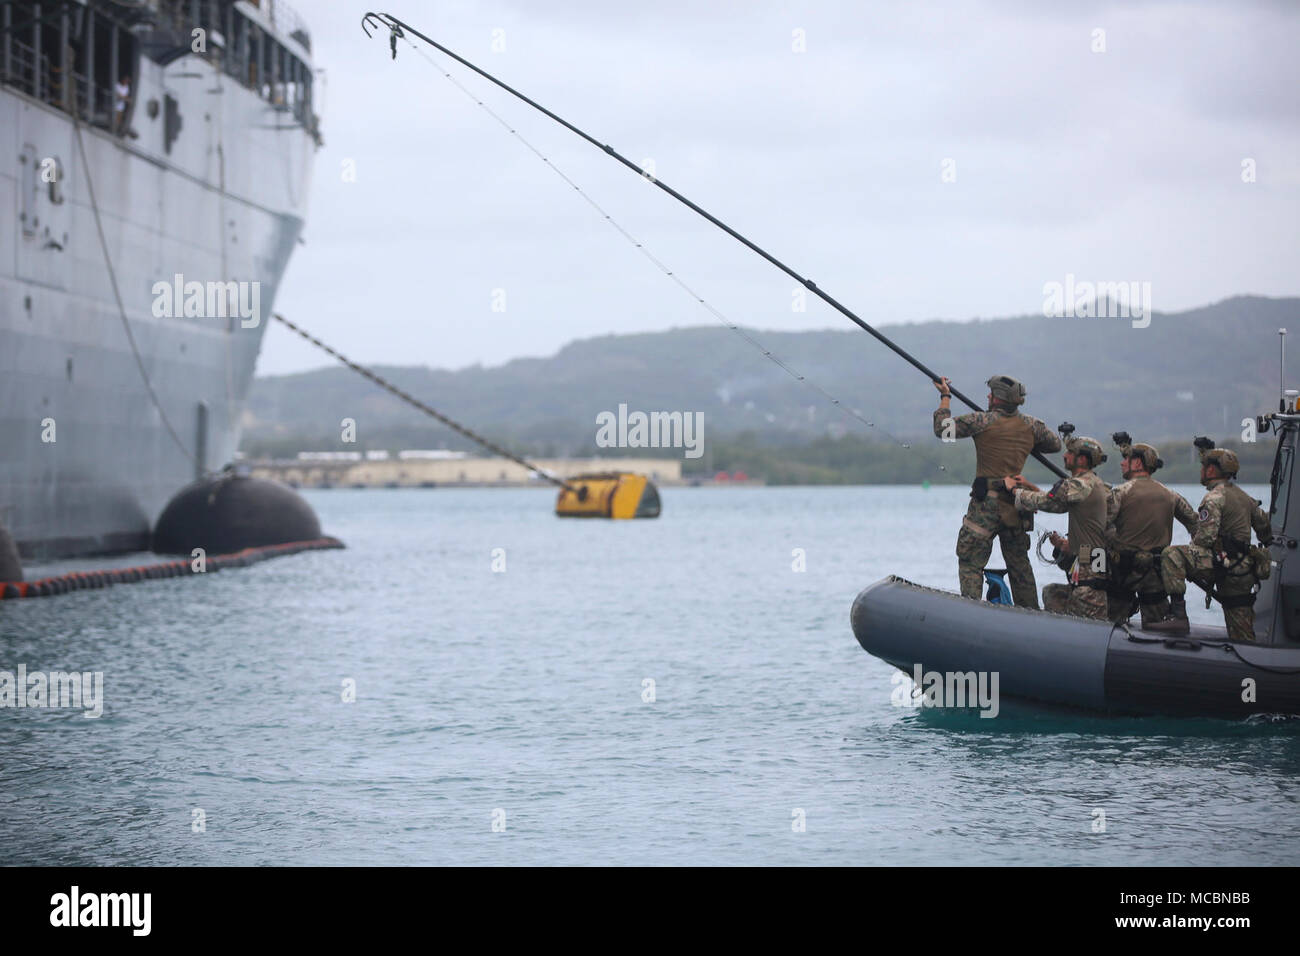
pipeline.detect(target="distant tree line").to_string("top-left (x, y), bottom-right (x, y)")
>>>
top-left (240, 426), bottom-right (1280, 488)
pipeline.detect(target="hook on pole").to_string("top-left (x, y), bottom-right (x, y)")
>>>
top-left (361, 12), bottom-right (403, 58)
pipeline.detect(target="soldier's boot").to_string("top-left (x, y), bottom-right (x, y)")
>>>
top-left (1144, 595), bottom-right (1190, 634)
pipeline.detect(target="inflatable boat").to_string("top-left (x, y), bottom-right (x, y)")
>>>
top-left (851, 576), bottom-right (1300, 718)
top-left (851, 402), bottom-right (1300, 719)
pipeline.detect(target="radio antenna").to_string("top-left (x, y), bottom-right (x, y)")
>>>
top-left (1280, 328), bottom-right (1288, 412)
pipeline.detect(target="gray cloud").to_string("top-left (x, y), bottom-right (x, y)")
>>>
top-left (265, 0), bottom-right (1299, 375)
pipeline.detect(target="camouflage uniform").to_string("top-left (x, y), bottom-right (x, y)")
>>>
top-left (1015, 468), bottom-right (1110, 620)
top-left (1160, 479), bottom-right (1271, 641)
top-left (1039, 531), bottom-right (1082, 613)
top-left (1106, 476), bottom-right (1199, 625)
top-left (935, 405), bottom-right (1060, 607)
top-left (1042, 582), bottom-right (1071, 614)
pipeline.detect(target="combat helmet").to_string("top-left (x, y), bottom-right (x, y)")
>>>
top-left (986, 374), bottom-right (1026, 407)
top-left (1130, 442), bottom-right (1163, 472)
top-left (1202, 447), bottom-right (1240, 477)
top-left (1065, 436), bottom-right (1107, 468)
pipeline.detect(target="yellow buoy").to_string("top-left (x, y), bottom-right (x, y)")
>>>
top-left (555, 472), bottom-right (661, 519)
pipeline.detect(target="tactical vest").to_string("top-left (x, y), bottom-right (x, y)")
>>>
top-left (1112, 477), bottom-right (1177, 552)
top-left (1215, 482), bottom-right (1259, 554)
top-left (1068, 471), bottom-right (1109, 574)
top-left (974, 413), bottom-right (1035, 479)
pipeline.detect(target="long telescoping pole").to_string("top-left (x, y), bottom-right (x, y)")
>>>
top-left (362, 13), bottom-right (1068, 480)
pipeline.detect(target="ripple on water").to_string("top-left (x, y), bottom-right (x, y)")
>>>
top-left (2, 485), bottom-right (1298, 865)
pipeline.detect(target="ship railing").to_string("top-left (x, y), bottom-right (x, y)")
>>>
top-left (172, 0), bottom-right (319, 138)
top-left (1, 37), bottom-right (47, 100)
top-left (1, 37), bottom-right (118, 132)
top-left (0, 5), bottom-right (320, 143)
top-left (257, 0), bottom-right (312, 55)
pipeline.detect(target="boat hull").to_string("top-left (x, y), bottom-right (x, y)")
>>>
top-left (852, 576), bottom-right (1300, 718)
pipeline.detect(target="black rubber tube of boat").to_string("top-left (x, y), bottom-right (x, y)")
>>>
top-left (361, 12), bottom-right (1069, 481)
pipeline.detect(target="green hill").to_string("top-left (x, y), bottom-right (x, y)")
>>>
top-left (242, 295), bottom-right (1297, 484)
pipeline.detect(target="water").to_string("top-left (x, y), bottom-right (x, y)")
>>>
top-left (3, 484), bottom-right (1298, 866)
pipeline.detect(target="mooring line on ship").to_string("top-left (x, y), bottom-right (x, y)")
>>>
top-left (271, 313), bottom-right (573, 489)
top-left (361, 12), bottom-right (1069, 481)
top-left (72, 118), bottom-right (197, 466)
top-left (380, 25), bottom-right (949, 474)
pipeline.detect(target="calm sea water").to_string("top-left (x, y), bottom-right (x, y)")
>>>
top-left (2, 484), bottom-right (1297, 866)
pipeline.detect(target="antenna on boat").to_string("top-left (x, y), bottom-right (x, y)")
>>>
top-left (1280, 328), bottom-right (1288, 413)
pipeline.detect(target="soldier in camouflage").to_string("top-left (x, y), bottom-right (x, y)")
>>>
top-left (1007, 436), bottom-right (1111, 620)
top-left (933, 374), bottom-right (1061, 606)
top-left (1040, 531), bottom-right (1076, 614)
top-left (1147, 445), bottom-right (1272, 641)
top-left (1105, 437), bottom-right (1199, 625)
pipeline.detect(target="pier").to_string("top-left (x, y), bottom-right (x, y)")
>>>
top-left (246, 454), bottom-right (685, 489)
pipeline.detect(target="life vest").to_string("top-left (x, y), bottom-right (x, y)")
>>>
top-left (1066, 471), bottom-right (1109, 580)
top-left (1111, 476), bottom-right (1179, 553)
top-left (973, 412), bottom-right (1035, 479)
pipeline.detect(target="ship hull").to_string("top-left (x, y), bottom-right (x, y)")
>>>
top-left (0, 27), bottom-right (313, 560)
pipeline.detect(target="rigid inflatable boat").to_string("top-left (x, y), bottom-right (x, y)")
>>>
top-left (851, 401), bottom-right (1300, 719)
top-left (852, 576), bottom-right (1300, 718)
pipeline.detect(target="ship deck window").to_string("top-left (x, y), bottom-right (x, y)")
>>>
top-left (228, 7), bottom-right (314, 132)
top-left (0, 2), bottom-right (316, 139)
top-left (1, 2), bottom-right (135, 132)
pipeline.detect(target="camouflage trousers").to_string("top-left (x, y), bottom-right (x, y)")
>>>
top-left (1042, 583), bottom-right (1070, 614)
top-left (1161, 544), bottom-right (1258, 643)
top-left (1107, 565), bottom-right (1170, 626)
top-left (956, 496), bottom-right (1037, 608)
top-left (1042, 581), bottom-right (1109, 620)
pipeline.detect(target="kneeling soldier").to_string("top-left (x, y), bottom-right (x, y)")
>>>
top-left (1041, 531), bottom-right (1077, 614)
top-left (1147, 441), bottom-right (1272, 640)
top-left (1007, 435), bottom-right (1110, 620)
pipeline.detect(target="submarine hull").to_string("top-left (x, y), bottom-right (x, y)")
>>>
top-left (852, 576), bottom-right (1300, 719)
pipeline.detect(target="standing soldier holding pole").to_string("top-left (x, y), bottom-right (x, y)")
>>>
top-left (933, 375), bottom-right (1061, 607)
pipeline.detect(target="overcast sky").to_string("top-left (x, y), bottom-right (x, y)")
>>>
top-left (263, 0), bottom-right (1300, 375)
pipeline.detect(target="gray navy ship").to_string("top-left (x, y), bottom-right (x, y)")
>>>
top-left (1, 0), bottom-right (318, 559)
